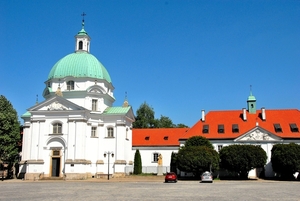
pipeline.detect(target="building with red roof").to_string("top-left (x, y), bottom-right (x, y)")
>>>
top-left (131, 92), bottom-right (300, 177)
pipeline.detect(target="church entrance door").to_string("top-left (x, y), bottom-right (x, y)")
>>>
top-left (51, 158), bottom-right (60, 177)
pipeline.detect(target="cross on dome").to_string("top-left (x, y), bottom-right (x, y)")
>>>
top-left (81, 12), bottom-right (86, 29)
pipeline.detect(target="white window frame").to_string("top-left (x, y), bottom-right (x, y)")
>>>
top-left (52, 122), bottom-right (62, 134)
top-left (67, 80), bottom-right (74, 90)
top-left (152, 152), bottom-right (159, 163)
top-left (92, 99), bottom-right (98, 111)
top-left (91, 127), bottom-right (97, 137)
top-left (107, 127), bottom-right (114, 138)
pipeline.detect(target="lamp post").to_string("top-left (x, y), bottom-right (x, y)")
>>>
top-left (104, 151), bottom-right (114, 180)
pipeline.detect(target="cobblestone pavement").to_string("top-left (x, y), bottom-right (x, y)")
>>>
top-left (0, 178), bottom-right (300, 201)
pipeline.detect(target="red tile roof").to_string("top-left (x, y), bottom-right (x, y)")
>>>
top-left (132, 128), bottom-right (189, 147)
top-left (132, 109), bottom-right (300, 147)
top-left (182, 109), bottom-right (300, 140)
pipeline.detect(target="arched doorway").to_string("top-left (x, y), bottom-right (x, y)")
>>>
top-left (46, 137), bottom-right (66, 178)
top-left (51, 150), bottom-right (61, 177)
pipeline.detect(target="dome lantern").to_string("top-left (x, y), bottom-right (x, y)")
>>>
top-left (75, 12), bottom-right (90, 53)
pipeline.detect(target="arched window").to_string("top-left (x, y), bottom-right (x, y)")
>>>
top-left (67, 81), bottom-right (74, 90)
top-left (79, 41), bottom-right (83, 50)
top-left (107, 127), bottom-right (114, 138)
top-left (53, 123), bottom-right (62, 134)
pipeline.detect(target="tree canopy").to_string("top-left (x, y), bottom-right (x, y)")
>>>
top-left (177, 146), bottom-right (219, 176)
top-left (133, 102), bottom-right (188, 128)
top-left (219, 144), bottom-right (267, 179)
top-left (0, 95), bottom-right (21, 176)
top-left (133, 102), bottom-right (157, 128)
top-left (184, 136), bottom-right (214, 149)
top-left (271, 143), bottom-right (300, 179)
top-left (176, 136), bottom-right (219, 177)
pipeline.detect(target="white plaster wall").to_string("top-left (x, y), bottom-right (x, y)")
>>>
top-left (132, 148), bottom-right (178, 167)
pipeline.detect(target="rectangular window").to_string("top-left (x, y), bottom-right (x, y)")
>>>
top-left (153, 153), bottom-right (159, 163)
top-left (67, 81), bottom-right (74, 90)
top-left (218, 124), bottom-right (224, 133)
top-left (107, 127), bottom-right (114, 138)
top-left (218, 145), bottom-right (223, 152)
top-left (232, 124), bottom-right (239, 133)
top-left (53, 150), bottom-right (60, 156)
top-left (53, 123), bottom-right (62, 134)
top-left (290, 123), bottom-right (299, 132)
top-left (274, 124), bottom-right (282, 133)
top-left (91, 127), bottom-right (97, 137)
top-left (202, 125), bottom-right (209, 133)
top-left (92, 99), bottom-right (98, 111)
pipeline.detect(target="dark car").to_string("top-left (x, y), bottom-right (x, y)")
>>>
top-left (165, 172), bottom-right (177, 183)
top-left (201, 171), bottom-right (213, 183)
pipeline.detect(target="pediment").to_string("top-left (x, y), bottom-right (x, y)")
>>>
top-left (28, 96), bottom-right (86, 112)
top-left (234, 127), bottom-right (283, 142)
top-left (87, 85), bottom-right (105, 94)
top-left (125, 107), bottom-right (135, 122)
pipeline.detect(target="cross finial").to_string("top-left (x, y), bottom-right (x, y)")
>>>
top-left (81, 12), bottom-right (86, 22)
top-left (36, 94), bottom-right (38, 105)
top-left (81, 12), bottom-right (86, 29)
top-left (250, 85), bottom-right (252, 95)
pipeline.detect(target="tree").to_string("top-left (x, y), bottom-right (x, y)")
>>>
top-left (271, 143), bottom-right (300, 179)
top-left (170, 152), bottom-right (178, 173)
top-left (219, 145), bottom-right (267, 179)
top-left (133, 102), bottom-right (188, 128)
top-left (133, 102), bottom-right (157, 128)
top-left (184, 136), bottom-right (214, 149)
top-left (176, 123), bottom-right (189, 128)
top-left (158, 115), bottom-right (175, 128)
top-left (0, 95), bottom-right (21, 178)
top-left (133, 149), bottom-right (142, 174)
top-left (177, 146), bottom-right (219, 177)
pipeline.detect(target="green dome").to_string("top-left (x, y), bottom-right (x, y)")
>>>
top-left (48, 52), bottom-right (112, 83)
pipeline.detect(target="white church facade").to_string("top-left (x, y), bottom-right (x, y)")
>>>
top-left (19, 20), bottom-right (135, 180)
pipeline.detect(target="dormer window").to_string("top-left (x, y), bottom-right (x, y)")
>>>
top-left (79, 41), bottom-right (83, 50)
top-left (202, 125), bottom-right (209, 133)
top-left (164, 136), bottom-right (168, 140)
top-left (218, 124), bottom-right (224, 133)
top-left (232, 124), bottom-right (239, 133)
top-left (145, 136), bottom-right (150, 140)
top-left (290, 123), bottom-right (299, 132)
top-left (274, 124), bottom-right (282, 133)
top-left (67, 81), bottom-right (74, 90)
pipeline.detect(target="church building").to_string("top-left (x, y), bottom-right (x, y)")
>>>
top-left (19, 20), bottom-right (135, 180)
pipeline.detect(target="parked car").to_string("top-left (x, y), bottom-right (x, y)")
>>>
top-left (201, 171), bottom-right (213, 183)
top-left (165, 172), bottom-right (177, 183)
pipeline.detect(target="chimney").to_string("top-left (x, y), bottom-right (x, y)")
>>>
top-left (201, 110), bottom-right (205, 122)
top-left (243, 108), bottom-right (247, 121)
top-left (261, 107), bottom-right (266, 121)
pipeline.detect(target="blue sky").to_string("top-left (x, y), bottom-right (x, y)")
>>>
top-left (2, 1), bottom-right (300, 127)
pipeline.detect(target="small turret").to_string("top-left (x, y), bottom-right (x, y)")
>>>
top-left (247, 85), bottom-right (256, 114)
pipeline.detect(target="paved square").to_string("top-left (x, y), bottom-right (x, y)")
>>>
top-left (0, 180), bottom-right (299, 200)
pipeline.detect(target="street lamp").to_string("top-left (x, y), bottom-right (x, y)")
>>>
top-left (104, 151), bottom-right (114, 180)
